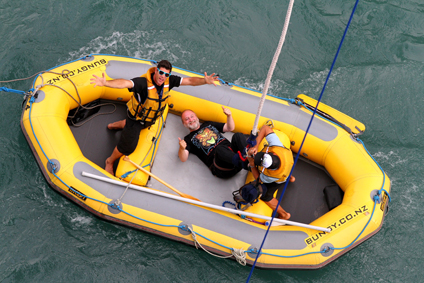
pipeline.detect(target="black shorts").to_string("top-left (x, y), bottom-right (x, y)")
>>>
top-left (260, 182), bottom-right (282, 202)
top-left (116, 117), bottom-right (145, 155)
top-left (210, 132), bottom-right (247, 179)
top-left (213, 132), bottom-right (247, 168)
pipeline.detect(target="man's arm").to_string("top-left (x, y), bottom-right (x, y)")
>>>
top-left (247, 125), bottom-right (274, 156)
top-left (180, 72), bottom-right (219, 86)
top-left (178, 138), bottom-right (189, 162)
top-left (247, 156), bottom-right (260, 179)
top-left (91, 73), bottom-right (134, 89)
top-left (222, 106), bottom-right (235, 132)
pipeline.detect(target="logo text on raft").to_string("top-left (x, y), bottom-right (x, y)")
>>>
top-left (305, 205), bottom-right (368, 246)
top-left (46, 59), bottom-right (107, 85)
top-left (380, 193), bottom-right (388, 211)
top-left (69, 186), bottom-right (87, 201)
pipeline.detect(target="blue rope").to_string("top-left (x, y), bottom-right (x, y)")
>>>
top-left (246, 1), bottom-right (361, 280)
top-left (28, 96), bottom-right (56, 171)
top-left (27, 92), bottom-right (392, 265)
top-left (222, 200), bottom-right (236, 208)
top-left (0, 86), bottom-right (26, 95)
top-left (82, 21), bottom-right (390, 267)
top-left (357, 138), bottom-right (392, 202)
top-left (120, 169), bottom-right (138, 179)
top-left (24, 35), bottom-right (393, 267)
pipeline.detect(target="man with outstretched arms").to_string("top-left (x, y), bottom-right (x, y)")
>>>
top-left (91, 60), bottom-right (219, 175)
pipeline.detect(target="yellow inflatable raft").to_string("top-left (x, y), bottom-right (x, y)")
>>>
top-left (20, 54), bottom-right (391, 269)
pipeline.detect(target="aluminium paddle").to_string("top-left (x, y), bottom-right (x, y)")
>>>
top-left (123, 156), bottom-right (201, 202)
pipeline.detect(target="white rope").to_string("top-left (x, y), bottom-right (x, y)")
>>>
top-left (115, 168), bottom-right (138, 206)
top-left (189, 227), bottom-right (233, 258)
top-left (188, 227), bottom-right (247, 266)
top-left (252, 0), bottom-right (295, 135)
top-left (232, 248), bottom-right (247, 266)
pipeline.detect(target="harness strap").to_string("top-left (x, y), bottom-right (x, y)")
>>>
top-left (237, 150), bottom-right (247, 162)
top-left (144, 93), bottom-right (170, 103)
top-left (212, 158), bottom-right (234, 171)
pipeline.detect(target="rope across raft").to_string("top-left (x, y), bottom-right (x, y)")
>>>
top-left (19, 53), bottom-right (391, 269)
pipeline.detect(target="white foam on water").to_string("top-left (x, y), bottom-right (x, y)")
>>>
top-left (233, 77), bottom-right (292, 98)
top-left (70, 215), bottom-right (93, 226)
top-left (230, 67), bottom-right (338, 100)
top-left (373, 150), bottom-right (408, 168)
top-left (67, 30), bottom-right (191, 63)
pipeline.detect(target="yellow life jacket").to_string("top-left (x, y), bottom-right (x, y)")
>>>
top-left (126, 67), bottom-right (171, 126)
top-left (258, 145), bottom-right (294, 183)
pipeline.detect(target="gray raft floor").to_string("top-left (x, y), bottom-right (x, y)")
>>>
top-left (71, 101), bottom-right (336, 224)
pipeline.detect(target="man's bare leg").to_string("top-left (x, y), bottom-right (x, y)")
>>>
top-left (265, 198), bottom-right (291, 220)
top-left (105, 146), bottom-right (123, 175)
top-left (108, 119), bottom-right (126, 130)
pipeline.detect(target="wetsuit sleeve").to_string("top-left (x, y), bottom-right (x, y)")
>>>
top-left (128, 77), bottom-right (148, 103)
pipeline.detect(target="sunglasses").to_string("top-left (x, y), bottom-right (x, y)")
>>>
top-left (157, 68), bottom-right (171, 77)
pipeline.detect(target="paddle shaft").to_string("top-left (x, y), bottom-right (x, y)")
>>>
top-left (82, 171), bottom-right (331, 232)
top-left (123, 156), bottom-right (200, 201)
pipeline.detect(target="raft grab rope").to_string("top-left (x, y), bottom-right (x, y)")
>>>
top-left (16, 33), bottom-right (390, 270)
top-left (0, 87), bottom-right (26, 95)
top-left (19, 58), bottom-right (330, 268)
top-left (21, 52), bottom-right (391, 270)
top-left (188, 226), bottom-right (247, 265)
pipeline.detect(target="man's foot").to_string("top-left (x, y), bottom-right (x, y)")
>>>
top-left (289, 175), bottom-right (295, 182)
top-left (105, 158), bottom-right (114, 175)
top-left (108, 120), bottom-right (125, 130)
top-left (278, 212), bottom-right (291, 220)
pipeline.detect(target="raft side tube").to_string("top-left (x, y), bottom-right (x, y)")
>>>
top-left (296, 94), bottom-right (365, 135)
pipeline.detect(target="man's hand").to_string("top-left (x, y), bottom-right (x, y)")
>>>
top-left (204, 72), bottom-right (219, 86)
top-left (178, 137), bottom-right (187, 150)
top-left (178, 137), bottom-right (189, 162)
top-left (248, 146), bottom-right (258, 156)
top-left (222, 105), bottom-right (235, 132)
top-left (222, 106), bottom-right (232, 116)
top-left (90, 73), bottom-right (106, 87)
